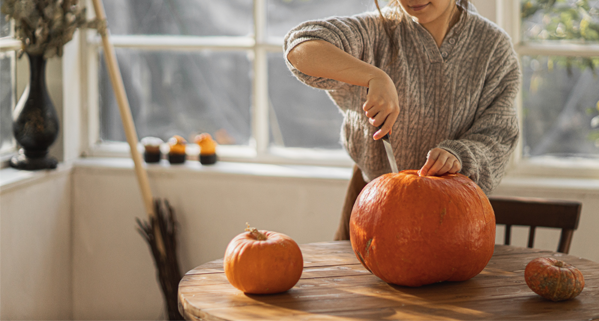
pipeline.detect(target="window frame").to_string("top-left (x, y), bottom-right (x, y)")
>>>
top-left (0, 17), bottom-right (21, 168)
top-left (497, 0), bottom-right (599, 179)
top-left (81, 0), bottom-right (353, 167)
top-left (79, 0), bottom-right (598, 176)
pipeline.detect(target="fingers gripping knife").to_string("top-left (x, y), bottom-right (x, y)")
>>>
top-left (366, 88), bottom-right (399, 173)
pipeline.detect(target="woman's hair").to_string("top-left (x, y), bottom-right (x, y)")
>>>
top-left (374, 0), bottom-right (470, 58)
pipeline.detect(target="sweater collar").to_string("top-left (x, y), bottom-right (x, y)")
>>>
top-left (403, 5), bottom-right (470, 64)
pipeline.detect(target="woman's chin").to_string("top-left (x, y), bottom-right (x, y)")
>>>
top-left (410, 15), bottom-right (435, 25)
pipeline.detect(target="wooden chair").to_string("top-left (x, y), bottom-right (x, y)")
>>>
top-left (489, 196), bottom-right (582, 254)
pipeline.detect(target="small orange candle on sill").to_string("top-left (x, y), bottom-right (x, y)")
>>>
top-left (195, 133), bottom-right (217, 165)
top-left (168, 135), bottom-right (187, 164)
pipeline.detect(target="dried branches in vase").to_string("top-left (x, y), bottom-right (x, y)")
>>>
top-left (1, 0), bottom-right (87, 58)
top-left (2, 0), bottom-right (86, 59)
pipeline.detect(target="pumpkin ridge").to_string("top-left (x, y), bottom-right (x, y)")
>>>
top-left (563, 265), bottom-right (576, 300)
top-left (553, 262), bottom-right (563, 300)
top-left (356, 250), bottom-right (370, 273)
top-left (365, 238), bottom-right (373, 256)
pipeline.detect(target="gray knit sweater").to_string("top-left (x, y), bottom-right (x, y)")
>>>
top-left (284, 7), bottom-right (520, 194)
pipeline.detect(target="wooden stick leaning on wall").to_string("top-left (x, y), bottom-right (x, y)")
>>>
top-left (90, 0), bottom-right (183, 319)
top-left (89, 0), bottom-right (165, 257)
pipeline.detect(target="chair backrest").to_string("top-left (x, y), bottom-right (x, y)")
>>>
top-left (489, 196), bottom-right (582, 254)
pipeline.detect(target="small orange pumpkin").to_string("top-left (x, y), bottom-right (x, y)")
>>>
top-left (168, 135), bottom-right (187, 155)
top-left (525, 257), bottom-right (585, 301)
top-left (350, 170), bottom-right (496, 287)
top-left (194, 133), bottom-right (217, 155)
top-left (224, 223), bottom-right (303, 294)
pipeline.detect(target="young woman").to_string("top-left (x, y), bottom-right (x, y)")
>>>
top-left (284, 0), bottom-right (520, 240)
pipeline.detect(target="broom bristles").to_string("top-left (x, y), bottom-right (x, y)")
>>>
top-left (136, 198), bottom-right (184, 320)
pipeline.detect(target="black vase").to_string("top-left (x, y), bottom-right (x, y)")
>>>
top-left (10, 53), bottom-right (59, 170)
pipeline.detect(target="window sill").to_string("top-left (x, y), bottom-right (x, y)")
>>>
top-left (497, 174), bottom-right (599, 195)
top-left (0, 152), bottom-right (16, 169)
top-left (508, 156), bottom-right (599, 180)
top-left (84, 142), bottom-right (355, 168)
top-left (3, 157), bottom-right (599, 196)
top-left (73, 157), bottom-right (353, 181)
top-left (0, 163), bottom-right (73, 193)
top-left (1, 157), bottom-right (353, 194)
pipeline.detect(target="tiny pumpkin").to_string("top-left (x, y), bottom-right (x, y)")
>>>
top-left (525, 257), bottom-right (585, 301)
top-left (350, 170), bottom-right (496, 287)
top-left (224, 223), bottom-right (303, 294)
top-left (194, 133), bottom-right (217, 156)
top-left (168, 135), bottom-right (187, 155)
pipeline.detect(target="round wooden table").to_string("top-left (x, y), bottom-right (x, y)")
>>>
top-left (178, 241), bottom-right (599, 320)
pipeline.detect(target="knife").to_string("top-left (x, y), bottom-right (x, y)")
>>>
top-left (379, 129), bottom-right (399, 173)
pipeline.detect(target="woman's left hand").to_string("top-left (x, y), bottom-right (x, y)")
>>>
top-left (419, 148), bottom-right (461, 177)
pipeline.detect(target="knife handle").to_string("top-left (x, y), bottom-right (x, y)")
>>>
top-left (377, 126), bottom-right (390, 140)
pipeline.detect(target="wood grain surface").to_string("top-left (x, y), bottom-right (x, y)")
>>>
top-left (178, 241), bottom-right (599, 320)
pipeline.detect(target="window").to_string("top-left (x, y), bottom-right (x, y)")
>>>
top-left (85, 0), bottom-right (599, 175)
top-left (516, 0), bottom-right (599, 170)
top-left (89, 0), bottom-right (376, 165)
top-left (0, 13), bottom-right (19, 165)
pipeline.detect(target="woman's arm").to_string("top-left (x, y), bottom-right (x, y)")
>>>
top-left (288, 40), bottom-right (380, 88)
top-left (287, 40), bottom-right (399, 140)
top-left (438, 36), bottom-right (521, 193)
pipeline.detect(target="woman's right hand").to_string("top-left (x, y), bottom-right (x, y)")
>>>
top-left (363, 73), bottom-right (399, 140)
top-left (287, 40), bottom-right (398, 139)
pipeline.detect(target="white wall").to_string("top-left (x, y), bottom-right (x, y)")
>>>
top-left (71, 162), bottom-right (348, 320)
top-left (0, 170), bottom-right (72, 320)
top-left (471, 0), bottom-right (497, 23)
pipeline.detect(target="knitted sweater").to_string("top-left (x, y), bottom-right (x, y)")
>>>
top-left (283, 7), bottom-right (521, 194)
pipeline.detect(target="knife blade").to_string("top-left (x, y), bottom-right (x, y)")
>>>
top-left (380, 132), bottom-right (399, 173)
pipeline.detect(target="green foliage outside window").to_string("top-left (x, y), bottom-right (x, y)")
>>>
top-left (521, 0), bottom-right (599, 155)
top-left (522, 0), bottom-right (599, 41)
top-left (522, 0), bottom-right (599, 72)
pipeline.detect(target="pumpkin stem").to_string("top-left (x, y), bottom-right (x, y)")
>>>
top-left (554, 260), bottom-right (565, 268)
top-left (245, 222), bottom-right (267, 241)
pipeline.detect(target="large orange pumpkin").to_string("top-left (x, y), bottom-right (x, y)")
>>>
top-left (349, 170), bottom-right (495, 287)
top-left (525, 257), bottom-right (585, 301)
top-left (224, 224), bottom-right (303, 294)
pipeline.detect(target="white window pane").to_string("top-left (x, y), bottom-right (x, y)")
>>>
top-left (0, 52), bottom-right (15, 154)
top-left (522, 55), bottom-right (599, 158)
top-left (268, 53), bottom-right (343, 149)
top-left (521, 0), bottom-right (599, 43)
top-left (103, 0), bottom-right (253, 36)
top-left (99, 49), bottom-right (252, 145)
top-left (0, 12), bottom-right (10, 37)
top-left (267, 0), bottom-right (375, 38)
